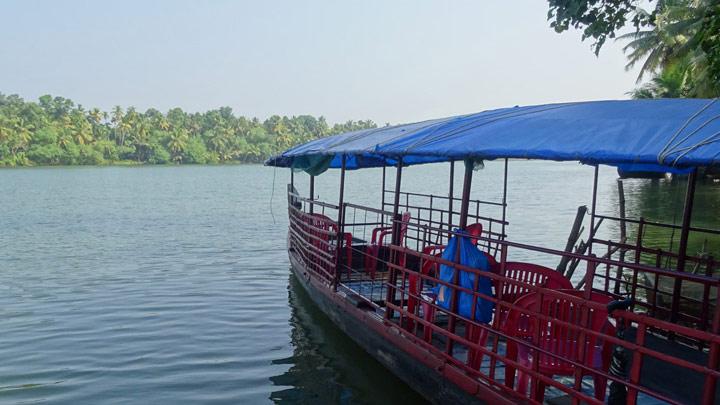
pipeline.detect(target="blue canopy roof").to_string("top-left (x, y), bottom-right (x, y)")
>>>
top-left (265, 99), bottom-right (720, 173)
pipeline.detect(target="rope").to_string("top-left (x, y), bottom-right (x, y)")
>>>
top-left (668, 130), bottom-right (720, 166)
top-left (657, 98), bottom-right (719, 165)
top-left (269, 165), bottom-right (277, 225)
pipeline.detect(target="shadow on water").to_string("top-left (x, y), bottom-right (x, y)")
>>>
top-left (269, 273), bottom-right (428, 405)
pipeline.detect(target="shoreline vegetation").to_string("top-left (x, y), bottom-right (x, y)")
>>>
top-left (0, 93), bottom-right (377, 167)
top-left (4, 3), bottom-right (719, 168)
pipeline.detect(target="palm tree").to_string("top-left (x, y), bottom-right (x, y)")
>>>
top-left (629, 59), bottom-right (690, 98)
top-left (167, 128), bottom-right (188, 163)
top-left (9, 117), bottom-right (33, 154)
top-left (111, 106), bottom-right (125, 145)
top-left (619, 0), bottom-right (718, 96)
top-left (88, 108), bottom-right (104, 140)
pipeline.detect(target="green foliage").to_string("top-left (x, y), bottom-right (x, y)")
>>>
top-left (0, 93), bottom-right (377, 167)
top-left (547, 0), bottom-right (656, 54)
top-left (549, 0), bottom-right (720, 98)
top-left (183, 137), bottom-right (209, 164)
top-left (629, 57), bottom-right (691, 98)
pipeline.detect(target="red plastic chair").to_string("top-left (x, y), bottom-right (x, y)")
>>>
top-left (306, 213), bottom-right (353, 272)
top-left (466, 262), bottom-right (573, 369)
top-left (503, 289), bottom-right (615, 402)
top-left (364, 212), bottom-right (411, 279)
top-left (497, 262), bottom-right (574, 313)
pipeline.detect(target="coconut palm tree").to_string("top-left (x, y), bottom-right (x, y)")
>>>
top-left (629, 58), bottom-right (691, 98)
top-left (167, 128), bottom-right (188, 163)
top-left (619, 0), bottom-right (718, 96)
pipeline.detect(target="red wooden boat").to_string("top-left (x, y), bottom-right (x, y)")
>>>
top-left (267, 100), bottom-right (720, 404)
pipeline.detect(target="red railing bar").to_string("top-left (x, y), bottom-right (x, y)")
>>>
top-left (386, 300), bottom-right (686, 405)
top-left (594, 213), bottom-right (720, 236)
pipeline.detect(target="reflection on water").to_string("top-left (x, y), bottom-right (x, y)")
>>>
top-left (270, 274), bottom-right (427, 404)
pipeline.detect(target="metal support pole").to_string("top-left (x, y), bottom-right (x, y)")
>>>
top-left (447, 160), bottom-right (474, 355)
top-left (290, 169), bottom-right (294, 188)
top-left (385, 158), bottom-right (403, 320)
top-left (671, 169), bottom-right (698, 321)
top-left (501, 158), bottom-right (508, 240)
top-left (588, 165), bottom-right (599, 256)
top-left (458, 161), bottom-right (474, 229)
top-left (381, 165), bottom-right (387, 216)
top-left (334, 156), bottom-right (347, 290)
top-left (391, 159), bottom-right (404, 245)
top-left (448, 160), bottom-right (455, 230)
top-left (309, 175), bottom-right (315, 214)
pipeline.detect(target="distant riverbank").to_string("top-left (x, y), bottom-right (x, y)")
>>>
top-left (0, 93), bottom-right (377, 167)
top-left (0, 160), bottom-right (265, 169)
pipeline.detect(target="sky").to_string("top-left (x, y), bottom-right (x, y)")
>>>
top-left (0, 0), bottom-right (641, 124)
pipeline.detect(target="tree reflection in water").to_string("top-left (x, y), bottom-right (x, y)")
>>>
top-left (618, 177), bottom-right (720, 265)
top-left (606, 176), bottom-right (720, 316)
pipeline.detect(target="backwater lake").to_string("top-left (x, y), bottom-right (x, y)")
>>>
top-left (1, 162), bottom-right (718, 404)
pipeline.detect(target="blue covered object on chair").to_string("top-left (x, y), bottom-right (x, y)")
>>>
top-left (435, 230), bottom-right (494, 323)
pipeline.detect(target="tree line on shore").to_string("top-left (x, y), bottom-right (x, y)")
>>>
top-left (3, 1), bottom-right (718, 167)
top-left (0, 93), bottom-right (377, 167)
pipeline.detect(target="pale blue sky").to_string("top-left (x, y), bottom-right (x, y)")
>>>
top-left (0, 0), bottom-right (640, 124)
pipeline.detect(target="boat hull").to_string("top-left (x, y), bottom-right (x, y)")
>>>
top-left (288, 251), bottom-right (513, 405)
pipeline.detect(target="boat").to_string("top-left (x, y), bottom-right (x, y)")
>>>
top-left (265, 99), bottom-right (720, 404)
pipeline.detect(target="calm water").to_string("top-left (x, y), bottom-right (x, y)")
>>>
top-left (1, 163), bottom-right (718, 404)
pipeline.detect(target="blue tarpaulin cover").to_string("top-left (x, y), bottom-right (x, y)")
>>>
top-left (435, 232), bottom-right (494, 323)
top-left (266, 99), bottom-right (720, 173)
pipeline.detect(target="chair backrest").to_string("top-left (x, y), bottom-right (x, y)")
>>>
top-left (466, 223), bottom-right (483, 246)
top-left (505, 290), bottom-right (615, 365)
top-left (399, 211), bottom-right (411, 238)
top-left (500, 262), bottom-right (573, 304)
top-left (309, 213), bottom-right (337, 231)
top-left (306, 213), bottom-right (337, 250)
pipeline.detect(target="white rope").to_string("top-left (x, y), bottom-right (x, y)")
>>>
top-left (657, 98), bottom-right (719, 165)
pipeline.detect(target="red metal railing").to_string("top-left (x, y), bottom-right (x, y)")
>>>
top-left (287, 193), bottom-right (346, 285)
top-left (287, 192), bottom-right (720, 404)
top-left (591, 214), bottom-right (719, 334)
top-left (385, 240), bottom-right (720, 404)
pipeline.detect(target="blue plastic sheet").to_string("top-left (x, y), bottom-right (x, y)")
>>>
top-left (266, 99), bottom-right (720, 172)
top-left (614, 162), bottom-right (694, 175)
top-left (435, 231), bottom-right (494, 324)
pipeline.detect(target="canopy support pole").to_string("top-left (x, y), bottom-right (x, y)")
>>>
top-left (458, 162), bottom-right (474, 230)
top-left (446, 161), bottom-right (474, 356)
top-left (309, 175), bottom-right (315, 214)
top-left (501, 158), bottom-right (508, 240)
top-left (588, 165), bottom-right (599, 256)
top-left (381, 165), bottom-right (387, 224)
top-left (671, 169), bottom-right (698, 322)
top-left (290, 169), bottom-right (294, 188)
top-left (334, 155), bottom-right (347, 291)
top-left (584, 165), bottom-right (600, 293)
top-left (385, 158), bottom-right (404, 320)
top-left (448, 160), bottom-right (455, 230)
